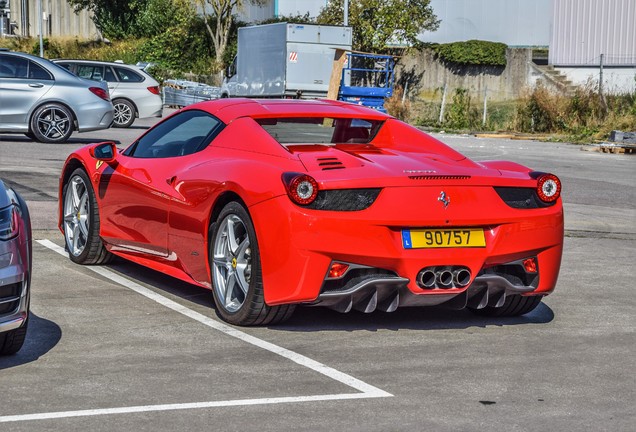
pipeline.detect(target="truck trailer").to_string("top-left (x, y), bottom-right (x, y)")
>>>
top-left (221, 23), bottom-right (352, 99)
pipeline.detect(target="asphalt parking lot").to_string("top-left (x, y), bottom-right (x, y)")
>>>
top-left (0, 113), bottom-right (634, 431)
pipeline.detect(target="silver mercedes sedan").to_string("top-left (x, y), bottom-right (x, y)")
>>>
top-left (0, 179), bottom-right (31, 355)
top-left (0, 50), bottom-right (114, 143)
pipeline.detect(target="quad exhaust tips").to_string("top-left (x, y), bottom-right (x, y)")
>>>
top-left (417, 266), bottom-right (472, 289)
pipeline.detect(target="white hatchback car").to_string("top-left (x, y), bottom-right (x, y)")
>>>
top-left (54, 59), bottom-right (163, 128)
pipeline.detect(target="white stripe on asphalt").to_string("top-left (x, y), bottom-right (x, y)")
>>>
top-left (1, 239), bottom-right (393, 423)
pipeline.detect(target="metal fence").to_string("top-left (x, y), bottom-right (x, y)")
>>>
top-left (163, 80), bottom-right (221, 107)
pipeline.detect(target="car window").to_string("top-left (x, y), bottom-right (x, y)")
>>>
top-left (77, 64), bottom-right (105, 81)
top-left (114, 67), bottom-right (144, 83)
top-left (126, 110), bottom-right (223, 158)
top-left (256, 117), bottom-right (384, 145)
top-left (28, 61), bottom-right (53, 80)
top-left (104, 66), bottom-right (116, 82)
top-left (0, 55), bottom-right (28, 78)
top-left (56, 62), bottom-right (72, 71)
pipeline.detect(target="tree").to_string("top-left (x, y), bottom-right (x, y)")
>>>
top-left (195, 0), bottom-right (264, 68)
top-left (67, 0), bottom-right (149, 39)
top-left (317, 0), bottom-right (439, 53)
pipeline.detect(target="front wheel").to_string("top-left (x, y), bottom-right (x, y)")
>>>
top-left (468, 295), bottom-right (543, 317)
top-left (30, 103), bottom-right (74, 143)
top-left (62, 169), bottom-right (112, 264)
top-left (210, 202), bottom-right (294, 326)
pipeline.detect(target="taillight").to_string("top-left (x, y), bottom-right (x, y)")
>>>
top-left (536, 173), bottom-right (561, 203)
top-left (89, 87), bottom-right (110, 101)
top-left (282, 173), bottom-right (318, 205)
top-left (147, 86), bottom-right (160, 95)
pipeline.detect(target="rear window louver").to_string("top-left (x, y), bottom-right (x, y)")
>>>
top-left (317, 157), bottom-right (345, 170)
top-left (408, 175), bottom-right (471, 180)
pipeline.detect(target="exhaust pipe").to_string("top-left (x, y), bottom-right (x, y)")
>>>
top-left (436, 269), bottom-right (454, 288)
top-left (417, 269), bottom-right (437, 288)
top-left (453, 268), bottom-right (472, 287)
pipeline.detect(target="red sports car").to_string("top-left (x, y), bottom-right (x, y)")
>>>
top-left (58, 99), bottom-right (563, 326)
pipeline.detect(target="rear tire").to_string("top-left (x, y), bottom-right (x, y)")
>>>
top-left (210, 202), bottom-right (294, 326)
top-left (112, 99), bottom-right (136, 128)
top-left (469, 295), bottom-right (543, 317)
top-left (30, 103), bottom-right (74, 143)
top-left (62, 168), bottom-right (112, 264)
top-left (0, 318), bottom-right (28, 355)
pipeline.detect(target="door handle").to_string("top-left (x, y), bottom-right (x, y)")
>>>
top-left (166, 176), bottom-right (177, 186)
top-left (29, 83), bottom-right (44, 88)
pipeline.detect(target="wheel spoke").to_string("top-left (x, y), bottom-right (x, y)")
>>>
top-left (72, 224), bottom-right (80, 254)
top-left (71, 180), bottom-right (81, 208)
top-left (225, 272), bottom-right (237, 306)
top-left (235, 263), bottom-right (249, 294)
top-left (226, 218), bottom-right (241, 255)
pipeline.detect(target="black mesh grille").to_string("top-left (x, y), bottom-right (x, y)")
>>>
top-left (408, 175), bottom-right (471, 180)
top-left (494, 187), bottom-right (555, 209)
top-left (306, 188), bottom-right (381, 211)
top-left (0, 281), bottom-right (21, 315)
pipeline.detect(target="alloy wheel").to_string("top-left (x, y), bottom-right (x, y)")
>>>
top-left (63, 175), bottom-right (90, 257)
top-left (113, 102), bottom-right (133, 127)
top-left (35, 107), bottom-right (71, 141)
top-left (212, 214), bottom-right (252, 313)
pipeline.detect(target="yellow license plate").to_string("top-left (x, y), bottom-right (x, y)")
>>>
top-left (402, 228), bottom-right (486, 249)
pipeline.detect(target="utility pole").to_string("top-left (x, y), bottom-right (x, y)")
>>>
top-left (439, 83), bottom-right (448, 124)
top-left (599, 53), bottom-right (608, 116)
top-left (344, 0), bottom-right (349, 26)
top-left (38, 0), bottom-right (43, 57)
top-left (482, 86), bottom-right (488, 127)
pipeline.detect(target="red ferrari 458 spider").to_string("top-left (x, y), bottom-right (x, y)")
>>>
top-left (58, 98), bottom-right (563, 326)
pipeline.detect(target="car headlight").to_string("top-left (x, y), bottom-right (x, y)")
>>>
top-left (0, 205), bottom-right (19, 240)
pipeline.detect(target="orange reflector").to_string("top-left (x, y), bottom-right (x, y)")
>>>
top-left (328, 262), bottom-right (350, 279)
top-left (523, 258), bottom-right (537, 273)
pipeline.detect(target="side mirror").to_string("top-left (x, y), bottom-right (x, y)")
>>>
top-left (89, 141), bottom-right (118, 162)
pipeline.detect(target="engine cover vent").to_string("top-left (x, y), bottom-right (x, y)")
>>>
top-left (317, 157), bottom-right (345, 170)
top-left (408, 175), bottom-right (471, 180)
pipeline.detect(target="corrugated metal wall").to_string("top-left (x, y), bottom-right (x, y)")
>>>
top-left (10, 0), bottom-right (99, 38)
top-left (550, 0), bottom-right (636, 66)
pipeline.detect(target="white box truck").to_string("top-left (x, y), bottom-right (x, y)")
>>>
top-left (221, 23), bottom-right (352, 98)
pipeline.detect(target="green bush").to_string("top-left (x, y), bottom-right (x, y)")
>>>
top-left (430, 40), bottom-right (507, 66)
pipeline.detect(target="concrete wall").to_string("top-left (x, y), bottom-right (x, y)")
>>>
top-left (397, 48), bottom-right (533, 102)
top-left (556, 67), bottom-right (636, 94)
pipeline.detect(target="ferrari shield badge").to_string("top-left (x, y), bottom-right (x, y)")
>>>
top-left (96, 160), bottom-right (103, 170)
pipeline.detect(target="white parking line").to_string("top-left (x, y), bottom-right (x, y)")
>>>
top-left (0, 240), bottom-right (392, 424)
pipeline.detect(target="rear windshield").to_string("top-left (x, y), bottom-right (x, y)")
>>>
top-left (256, 117), bottom-right (383, 145)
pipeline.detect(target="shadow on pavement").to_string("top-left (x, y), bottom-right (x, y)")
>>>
top-left (0, 313), bottom-right (62, 370)
top-left (103, 259), bottom-right (554, 332)
top-left (0, 135), bottom-right (122, 145)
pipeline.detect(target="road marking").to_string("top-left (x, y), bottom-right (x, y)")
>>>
top-left (2, 240), bottom-right (393, 423)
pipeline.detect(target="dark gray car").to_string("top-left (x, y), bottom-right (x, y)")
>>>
top-left (0, 179), bottom-right (31, 355)
top-left (0, 50), bottom-right (113, 143)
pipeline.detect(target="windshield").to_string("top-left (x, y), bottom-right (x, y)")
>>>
top-left (256, 117), bottom-right (384, 145)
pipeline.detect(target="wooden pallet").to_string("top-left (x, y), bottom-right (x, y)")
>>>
top-left (599, 144), bottom-right (636, 154)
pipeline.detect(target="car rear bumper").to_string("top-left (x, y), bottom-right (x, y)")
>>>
top-left (250, 186), bottom-right (564, 308)
top-left (76, 102), bottom-right (114, 132)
